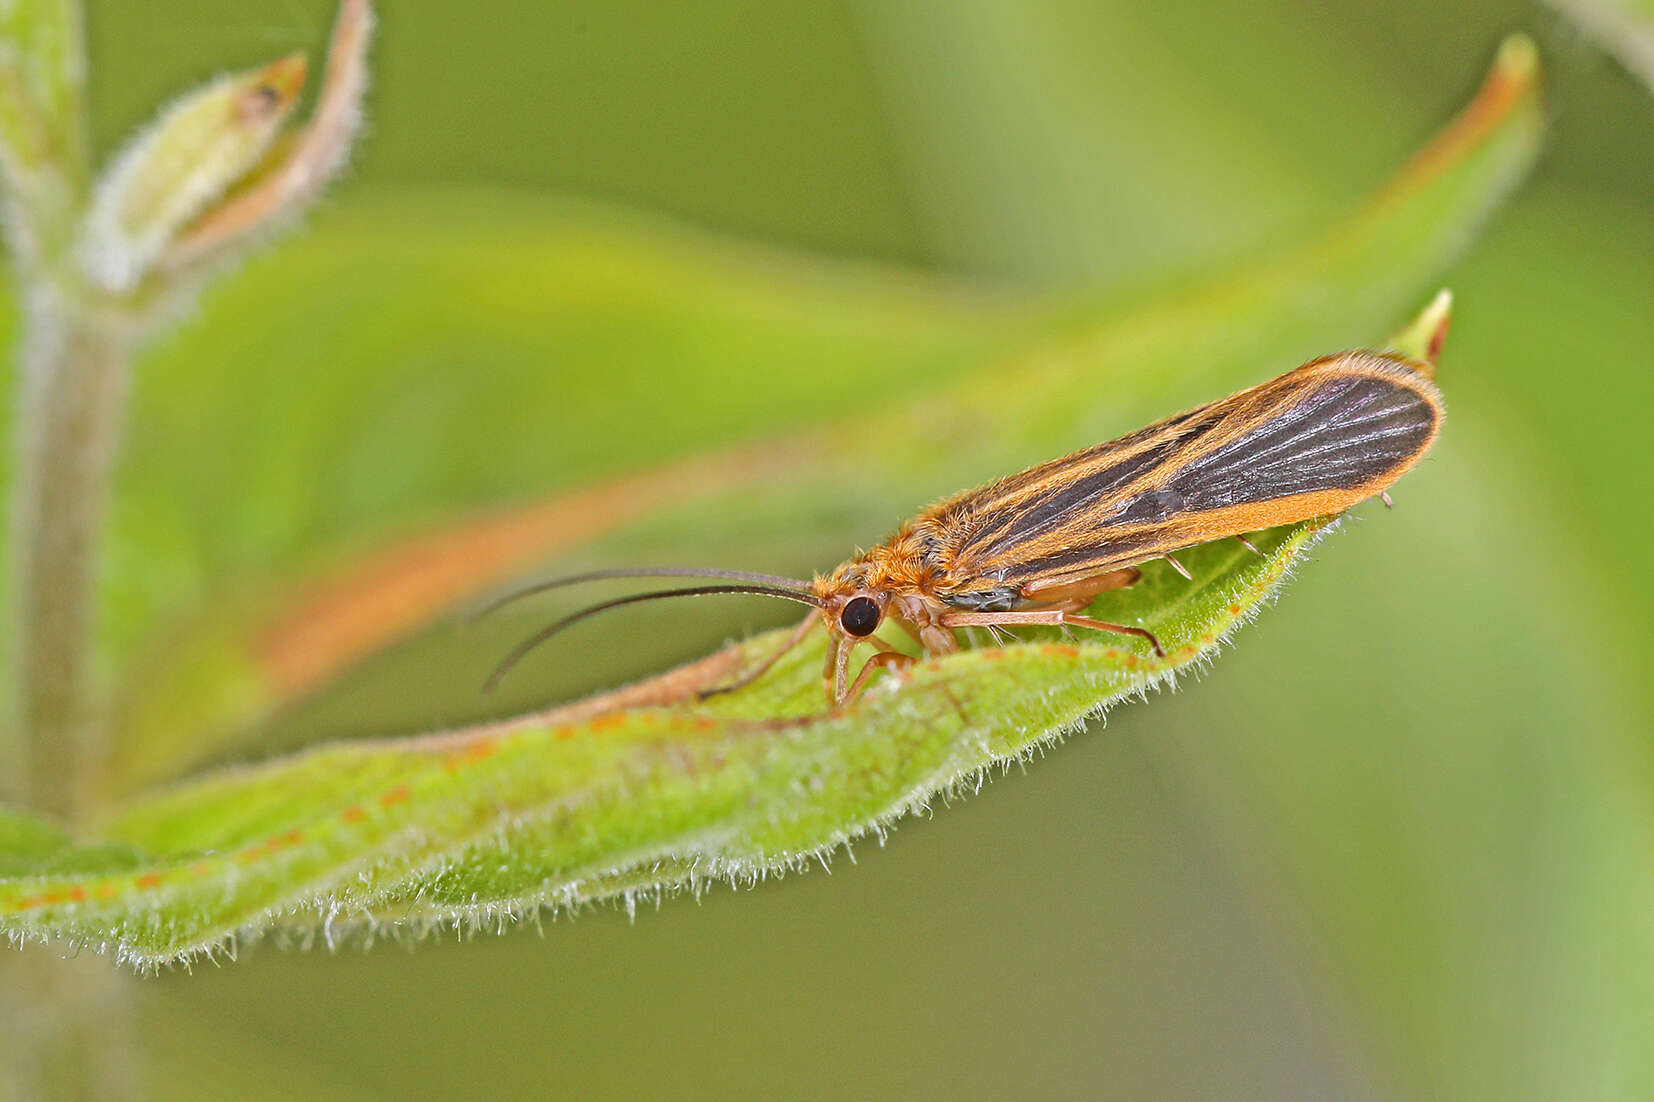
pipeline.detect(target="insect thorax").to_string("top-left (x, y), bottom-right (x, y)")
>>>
top-left (816, 520), bottom-right (1019, 614)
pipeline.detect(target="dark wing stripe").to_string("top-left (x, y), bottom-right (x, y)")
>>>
top-left (1214, 388), bottom-right (1386, 468)
top-left (1246, 418), bottom-right (1430, 472)
top-left (1151, 376), bottom-right (1435, 507)
top-left (1224, 387), bottom-right (1413, 469)
top-left (967, 401), bottom-right (1227, 523)
top-left (947, 364), bottom-right (1438, 584)
top-left (969, 434), bottom-right (1187, 557)
top-left (1005, 534), bottom-right (1162, 581)
top-left (1179, 378), bottom-right (1366, 474)
top-left (1240, 410), bottom-right (1432, 473)
top-left (962, 397), bottom-right (1271, 561)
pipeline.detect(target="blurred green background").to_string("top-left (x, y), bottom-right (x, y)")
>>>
top-left (16, 0), bottom-right (1654, 1098)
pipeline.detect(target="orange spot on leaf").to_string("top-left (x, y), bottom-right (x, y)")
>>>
top-left (379, 784), bottom-right (411, 808)
top-left (136, 873), bottom-right (162, 890)
top-left (342, 805), bottom-right (366, 823)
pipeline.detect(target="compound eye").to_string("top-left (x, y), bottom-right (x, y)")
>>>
top-left (839, 596), bottom-right (881, 637)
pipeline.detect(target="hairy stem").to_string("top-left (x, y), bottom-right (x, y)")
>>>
top-left (5, 291), bottom-right (131, 820)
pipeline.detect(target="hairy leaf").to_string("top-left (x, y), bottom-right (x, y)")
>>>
top-left (110, 35), bottom-right (1539, 788)
top-left (1, 38), bottom-right (1539, 968)
top-left (7, 518), bottom-right (1325, 969)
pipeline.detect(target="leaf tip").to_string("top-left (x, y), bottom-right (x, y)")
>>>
top-left (1387, 288), bottom-right (1453, 372)
top-left (1493, 33), bottom-right (1542, 89)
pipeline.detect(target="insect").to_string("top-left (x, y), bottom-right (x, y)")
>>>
top-left (486, 350), bottom-right (1442, 708)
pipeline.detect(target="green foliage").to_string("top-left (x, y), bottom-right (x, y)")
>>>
top-left (1, 37), bottom-right (1540, 969)
top-left (2, 3), bottom-right (1649, 1098)
top-left (4, 524), bottom-right (1324, 968)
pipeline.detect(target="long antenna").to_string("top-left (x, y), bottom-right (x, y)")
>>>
top-left (474, 566), bottom-right (817, 620)
top-left (483, 583), bottom-right (824, 693)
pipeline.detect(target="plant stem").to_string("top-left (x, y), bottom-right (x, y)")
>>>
top-left (5, 289), bottom-right (131, 821)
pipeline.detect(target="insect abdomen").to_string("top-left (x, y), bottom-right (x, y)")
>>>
top-left (940, 585), bottom-right (1021, 612)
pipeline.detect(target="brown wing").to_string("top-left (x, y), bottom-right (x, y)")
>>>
top-left (929, 351), bottom-right (1442, 602)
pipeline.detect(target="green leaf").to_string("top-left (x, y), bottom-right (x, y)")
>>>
top-left (6, 518), bottom-right (1323, 967)
top-left (106, 34), bottom-right (1540, 790)
top-left (0, 805), bottom-right (70, 877)
top-left (0, 34), bottom-right (1540, 967)
top-left (99, 195), bottom-right (1025, 789)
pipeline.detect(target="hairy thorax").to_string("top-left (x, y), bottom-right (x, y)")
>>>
top-left (812, 514), bottom-right (1021, 648)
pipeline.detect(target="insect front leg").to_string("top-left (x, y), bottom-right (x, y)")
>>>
top-left (697, 613), bottom-right (819, 700)
top-left (827, 633), bottom-right (851, 703)
top-left (826, 628), bottom-right (923, 709)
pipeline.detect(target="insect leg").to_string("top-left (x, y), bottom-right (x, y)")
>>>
top-left (697, 613), bottom-right (819, 700)
top-left (1062, 615), bottom-right (1165, 657)
top-left (1019, 567), bottom-right (1141, 605)
top-left (827, 631), bottom-right (907, 702)
top-left (836, 650), bottom-right (916, 711)
top-left (892, 617), bottom-right (926, 649)
top-left (1235, 534), bottom-right (1263, 555)
top-left (828, 634), bottom-right (850, 703)
top-left (1162, 554), bottom-right (1192, 581)
top-left (939, 609), bottom-right (1164, 657)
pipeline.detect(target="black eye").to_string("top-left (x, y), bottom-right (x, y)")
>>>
top-left (839, 596), bottom-right (881, 637)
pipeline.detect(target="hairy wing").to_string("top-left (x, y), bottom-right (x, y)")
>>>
top-left (936, 351), bottom-right (1442, 597)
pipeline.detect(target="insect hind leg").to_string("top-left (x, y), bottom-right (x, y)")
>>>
top-left (1018, 566), bottom-right (1141, 605)
top-left (939, 608), bottom-right (1165, 658)
top-left (1060, 614), bottom-right (1165, 657)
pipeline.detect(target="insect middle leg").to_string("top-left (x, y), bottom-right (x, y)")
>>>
top-left (838, 648), bottom-right (916, 710)
top-left (827, 630), bottom-right (917, 708)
